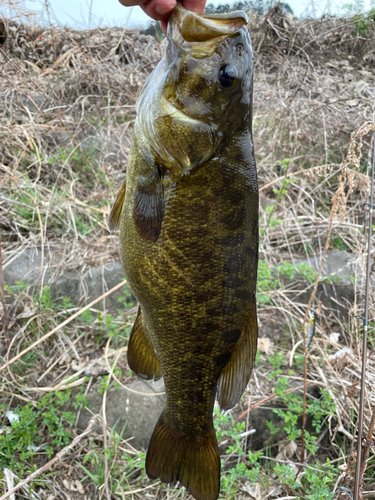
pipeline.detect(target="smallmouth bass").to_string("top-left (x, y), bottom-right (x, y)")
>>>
top-left (109, 4), bottom-right (258, 500)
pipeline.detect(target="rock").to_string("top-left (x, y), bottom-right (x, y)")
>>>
top-left (299, 250), bottom-right (361, 282)
top-left (19, 94), bottom-right (48, 112)
top-left (290, 250), bottom-right (362, 319)
top-left (77, 379), bottom-right (165, 449)
top-left (3, 247), bottom-right (134, 312)
top-left (232, 405), bottom-right (285, 451)
top-left (51, 261), bottom-right (133, 312)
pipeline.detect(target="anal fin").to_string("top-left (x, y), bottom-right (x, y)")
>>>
top-left (128, 307), bottom-right (162, 380)
top-left (217, 296), bottom-right (258, 411)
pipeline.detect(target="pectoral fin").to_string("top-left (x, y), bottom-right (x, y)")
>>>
top-left (128, 308), bottom-right (162, 380)
top-left (217, 297), bottom-right (258, 411)
top-left (108, 179), bottom-right (126, 233)
top-left (133, 167), bottom-right (164, 242)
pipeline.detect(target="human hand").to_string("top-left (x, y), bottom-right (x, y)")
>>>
top-left (118, 0), bottom-right (206, 34)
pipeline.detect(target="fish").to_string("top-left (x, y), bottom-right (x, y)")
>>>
top-left (108, 4), bottom-right (258, 500)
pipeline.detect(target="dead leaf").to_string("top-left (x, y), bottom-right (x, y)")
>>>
top-left (346, 99), bottom-right (358, 107)
top-left (71, 356), bottom-right (109, 377)
top-left (59, 352), bottom-right (71, 365)
top-left (258, 337), bottom-right (273, 354)
top-left (241, 481), bottom-right (262, 500)
top-left (75, 481), bottom-right (85, 494)
top-left (18, 302), bottom-right (37, 319)
top-left (276, 440), bottom-right (297, 461)
top-left (84, 358), bottom-right (109, 377)
top-left (62, 479), bottom-right (77, 491)
top-left (329, 332), bottom-right (340, 344)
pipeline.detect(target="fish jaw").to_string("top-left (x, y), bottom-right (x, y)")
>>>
top-left (136, 60), bottom-right (218, 173)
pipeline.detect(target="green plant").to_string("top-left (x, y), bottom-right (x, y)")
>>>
top-left (274, 459), bottom-right (337, 500)
top-left (0, 391), bottom-right (81, 476)
top-left (214, 409), bottom-right (261, 495)
top-left (79, 425), bottom-right (147, 495)
top-left (213, 382), bottom-right (338, 499)
top-left (257, 259), bottom-right (316, 306)
top-left (261, 158), bottom-right (296, 235)
top-left (344, 2), bottom-right (375, 35)
top-left (5, 281), bottom-right (30, 293)
top-left (117, 283), bottom-right (135, 309)
top-left (35, 285), bottom-right (53, 310)
top-left (267, 368), bottom-right (336, 453)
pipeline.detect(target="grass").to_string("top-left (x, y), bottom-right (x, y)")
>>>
top-left (1, 2), bottom-right (375, 499)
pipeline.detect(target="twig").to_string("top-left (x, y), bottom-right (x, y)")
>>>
top-left (235, 383), bottom-right (318, 423)
top-left (0, 280), bottom-right (127, 375)
top-left (359, 404), bottom-right (375, 482)
top-left (299, 196), bottom-right (338, 467)
top-left (101, 337), bottom-right (121, 500)
top-left (0, 417), bottom-right (98, 500)
top-left (0, 230), bottom-right (9, 349)
top-left (353, 131), bottom-right (375, 500)
top-left (299, 124), bottom-right (375, 468)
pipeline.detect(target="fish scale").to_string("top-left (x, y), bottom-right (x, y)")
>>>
top-left (108, 4), bottom-right (258, 500)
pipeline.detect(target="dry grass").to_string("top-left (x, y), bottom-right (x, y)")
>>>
top-left (0, 3), bottom-right (375, 499)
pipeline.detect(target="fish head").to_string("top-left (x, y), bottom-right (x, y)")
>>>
top-left (136, 3), bottom-right (254, 174)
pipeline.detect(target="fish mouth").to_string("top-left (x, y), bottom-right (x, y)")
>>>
top-left (169, 3), bottom-right (248, 50)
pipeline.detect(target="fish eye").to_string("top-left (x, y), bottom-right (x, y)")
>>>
top-left (218, 64), bottom-right (237, 88)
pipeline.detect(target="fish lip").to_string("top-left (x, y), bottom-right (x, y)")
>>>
top-left (169, 3), bottom-right (248, 46)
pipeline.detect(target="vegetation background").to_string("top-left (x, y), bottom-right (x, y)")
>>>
top-left (1, 0), bottom-right (375, 499)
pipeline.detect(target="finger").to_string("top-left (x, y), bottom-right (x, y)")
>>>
top-left (118, 0), bottom-right (146, 6)
top-left (118, 0), bottom-right (175, 18)
top-left (142, 0), bottom-right (177, 20)
top-left (182, 0), bottom-right (205, 14)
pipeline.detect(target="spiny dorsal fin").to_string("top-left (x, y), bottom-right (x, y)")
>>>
top-left (108, 179), bottom-right (126, 233)
top-left (217, 297), bottom-right (258, 410)
top-left (128, 308), bottom-right (162, 380)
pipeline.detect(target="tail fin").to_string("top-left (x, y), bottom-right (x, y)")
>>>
top-left (146, 412), bottom-right (220, 500)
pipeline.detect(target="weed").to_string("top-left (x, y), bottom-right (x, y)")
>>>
top-left (261, 159), bottom-right (297, 235)
top-left (79, 426), bottom-right (147, 495)
top-left (4, 281), bottom-right (30, 293)
top-left (117, 283), bottom-right (135, 309)
top-left (35, 286), bottom-right (53, 310)
top-left (0, 391), bottom-right (84, 476)
top-left (257, 259), bottom-right (316, 305)
top-left (213, 379), bottom-right (338, 498)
